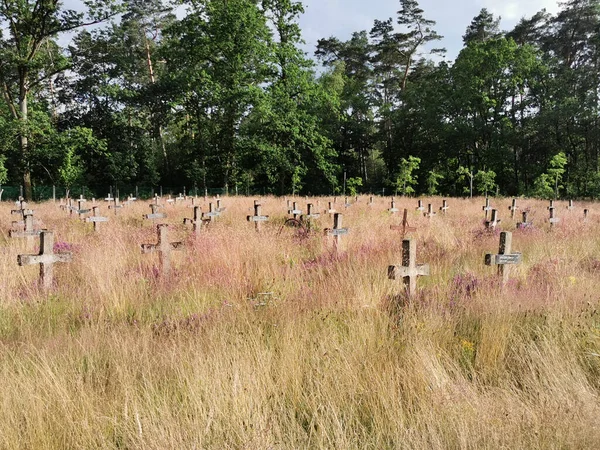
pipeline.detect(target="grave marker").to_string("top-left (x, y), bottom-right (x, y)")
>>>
top-left (482, 197), bottom-right (492, 220)
top-left (567, 200), bottom-right (574, 211)
top-left (388, 238), bottom-right (430, 298)
top-left (288, 201), bottom-right (302, 220)
top-left (202, 202), bottom-right (220, 223)
top-left (548, 205), bottom-right (560, 228)
top-left (424, 203), bottom-right (436, 219)
top-left (144, 203), bottom-right (166, 221)
top-left (141, 224), bottom-right (183, 276)
top-left (17, 231), bottom-right (72, 290)
top-left (485, 209), bottom-right (501, 230)
top-left (247, 201), bottom-right (269, 232)
top-left (584, 208), bottom-right (589, 221)
top-left (324, 213), bottom-right (348, 252)
top-left (517, 211), bottom-right (532, 229)
top-left (439, 199), bottom-right (449, 215)
top-left (184, 206), bottom-right (202, 233)
top-left (85, 206), bottom-right (108, 231)
top-left (388, 198), bottom-right (399, 214)
top-left (390, 209), bottom-right (417, 237)
top-left (303, 203), bottom-right (320, 221)
top-left (509, 198), bottom-right (519, 219)
top-left (416, 200), bottom-right (424, 212)
top-left (485, 231), bottom-right (521, 285)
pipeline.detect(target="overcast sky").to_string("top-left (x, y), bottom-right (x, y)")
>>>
top-left (61, 0), bottom-right (563, 60)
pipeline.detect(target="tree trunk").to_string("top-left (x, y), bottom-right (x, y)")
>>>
top-left (19, 81), bottom-right (32, 201)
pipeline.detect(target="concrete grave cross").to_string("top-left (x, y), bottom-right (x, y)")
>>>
top-left (85, 206), bottom-right (108, 231)
top-left (144, 203), bottom-right (166, 221)
top-left (216, 199), bottom-right (226, 213)
top-left (324, 213), bottom-right (349, 252)
top-left (567, 200), bottom-right (574, 211)
top-left (390, 209), bottom-right (417, 237)
top-left (509, 198), bottom-right (519, 219)
top-left (416, 200), bottom-right (424, 212)
top-left (388, 238), bottom-right (430, 298)
top-left (389, 197), bottom-right (399, 214)
top-left (202, 202), bottom-right (221, 223)
top-left (104, 193), bottom-right (114, 202)
top-left (17, 231), bottom-right (72, 290)
top-left (108, 197), bottom-right (123, 215)
top-left (548, 204), bottom-right (560, 228)
top-left (303, 203), bottom-right (320, 220)
top-left (288, 202), bottom-right (302, 220)
top-left (439, 199), bottom-right (449, 215)
top-left (247, 201), bottom-right (269, 232)
top-left (141, 224), bottom-right (183, 276)
top-left (424, 203), bottom-right (436, 219)
top-left (73, 199), bottom-right (91, 218)
top-left (517, 211), bottom-right (532, 229)
top-left (344, 197), bottom-right (352, 208)
top-left (485, 209), bottom-right (501, 230)
top-left (485, 231), bottom-right (521, 285)
top-left (184, 206), bottom-right (202, 233)
top-left (10, 211), bottom-right (42, 248)
top-left (584, 208), bottom-right (589, 221)
top-left (482, 198), bottom-right (492, 220)
top-left (325, 201), bottom-right (336, 215)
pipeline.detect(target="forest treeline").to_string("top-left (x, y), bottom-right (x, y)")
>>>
top-left (1, 0), bottom-right (600, 199)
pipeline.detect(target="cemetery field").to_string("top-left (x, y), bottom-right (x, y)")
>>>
top-left (1, 196), bottom-right (600, 449)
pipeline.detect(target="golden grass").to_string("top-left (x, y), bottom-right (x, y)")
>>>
top-left (0, 195), bottom-right (599, 448)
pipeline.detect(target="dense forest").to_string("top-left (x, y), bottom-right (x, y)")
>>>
top-left (1, 0), bottom-right (600, 200)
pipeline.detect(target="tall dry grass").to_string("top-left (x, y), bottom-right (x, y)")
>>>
top-left (0, 195), bottom-right (599, 449)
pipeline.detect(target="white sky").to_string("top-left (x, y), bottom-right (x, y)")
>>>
top-left (61, 0), bottom-right (562, 60)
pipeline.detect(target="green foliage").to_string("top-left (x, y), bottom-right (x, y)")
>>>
top-left (0, 156), bottom-right (8, 185)
top-left (474, 169), bottom-right (496, 196)
top-left (531, 173), bottom-right (555, 199)
top-left (395, 156), bottom-right (420, 195)
top-left (346, 177), bottom-right (363, 196)
top-left (532, 152), bottom-right (567, 199)
top-left (426, 169), bottom-right (443, 195)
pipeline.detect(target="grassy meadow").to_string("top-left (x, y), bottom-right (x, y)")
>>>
top-left (0, 195), bottom-right (599, 449)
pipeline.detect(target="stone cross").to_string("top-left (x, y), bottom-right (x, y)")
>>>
top-left (10, 211), bottom-right (42, 248)
top-left (303, 203), bottom-right (320, 220)
top-left (144, 203), bottom-right (166, 220)
top-left (517, 211), bottom-right (532, 229)
top-left (202, 202), bottom-right (220, 223)
top-left (509, 198), bottom-right (519, 219)
top-left (423, 203), bottom-right (436, 219)
top-left (324, 213), bottom-right (349, 252)
top-left (17, 231), bottom-right (72, 290)
top-left (184, 206), bottom-right (202, 233)
top-left (485, 209), bottom-right (501, 230)
top-left (416, 200), bottom-right (424, 212)
top-left (247, 201), bottom-right (269, 232)
top-left (567, 200), bottom-right (574, 211)
top-left (388, 238), bottom-right (430, 298)
top-left (216, 199), bottom-right (225, 212)
top-left (325, 201), bottom-right (336, 215)
top-left (85, 206), bottom-right (108, 231)
top-left (108, 197), bottom-right (123, 215)
top-left (485, 231), bottom-right (521, 285)
top-left (104, 193), bottom-right (114, 202)
top-left (141, 224), bottom-right (183, 276)
top-left (482, 198), bottom-right (492, 220)
top-left (369, 196), bottom-right (374, 206)
top-left (288, 202), bottom-right (302, 220)
top-left (71, 199), bottom-right (90, 218)
top-left (344, 197), bottom-right (352, 208)
top-left (548, 205), bottom-right (560, 228)
top-left (388, 198), bottom-right (399, 214)
top-left (176, 193), bottom-right (185, 203)
top-left (390, 209), bottom-right (417, 237)
top-left (584, 208), bottom-right (589, 221)
top-left (439, 199), bottom-right (449, 215)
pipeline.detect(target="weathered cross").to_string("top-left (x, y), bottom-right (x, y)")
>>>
top-left (71, 199), bottom-right (90, 218)
top-left (202, 202), bottom-right (221, 224)
top-left (548, 205), bottom-right (560, 228)
top-left (303, 203), bottom-right (320, 221)
top-left (141, 224), bottom-right (183, 276)
top-left (485, 209), bottom-right (501, 230)
top-left (324, 213), bottom-right (349, 252)
top-left (416, 200), bottom-right (424, 212)
top-left (517, 211), bottom-right (532, 229)
top-left (485, 231), bottom-right (521, 285)
top-left (584, 208), bottom-right (589, 221)
top-left (482, 198), bottom-right (492, 220)
top-left (439, 199), bottom-right (449, 215)
top-left (288, 202), bottom-right (302, 220)
top-left (184, 206), bottom-right (202, 233)
top-left (10, 211), bottom-right (42, 248)
top-left (247, 201), bottom-right (269, 232)
top-left (390, 209), bottom-right (417, 237)
top-left (85, 206), bottom-right (108, 231)
top-left (567, 199), bottom-right (574, 211)
top-left (104, 193), bottom-right (114, 202)
top-left (325, 201), bottom-right (336, 215)
top-left (509, 198), bottom-right (519, 219)
top-left (108, 197), bottom-right (123, 215)
top-left (388, 238), bottom-right (430, 298)
top-left (144, 203), bottom-right (166, 221)
top-left (423, 203), bottom-right (436, 219)
top-left (17, 231), bottom-right (72, 290)
top-left (388, 198), bottom-right (399, 214)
